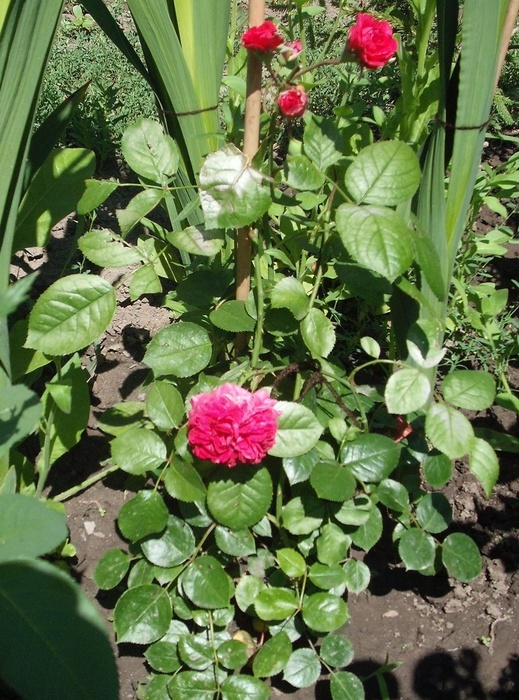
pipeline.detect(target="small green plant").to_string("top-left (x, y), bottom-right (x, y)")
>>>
top-left (62, 4), bottom-right (95, 32)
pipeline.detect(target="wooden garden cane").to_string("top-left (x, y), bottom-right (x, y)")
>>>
top-left (235, 0), bottom-right (265, 353)
top-left (495, 0), bottom-right (519, 89)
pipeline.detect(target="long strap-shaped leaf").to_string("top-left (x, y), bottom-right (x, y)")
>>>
top-left (0, 0), bottom-right (65, 376)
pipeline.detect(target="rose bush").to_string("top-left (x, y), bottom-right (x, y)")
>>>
top-left (347, 12), bottom-right (398, 69)
top-left (187, 383), bottom-right (279, 467)
top-left (241, 20), bottom-right (284, 53)
top-left (277, 85), bottom-right (308, 118)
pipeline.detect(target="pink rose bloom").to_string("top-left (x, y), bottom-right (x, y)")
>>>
top-left (284, 39), bottom-right (302, 61)
top-left (278, 85), bottom-right (308, 119)
top-left (347, 13), bottom-right (398, 69)
top-left (187, 383), bottom-right (279, 467)
top-left (241, 20), bottom-right (284, 53)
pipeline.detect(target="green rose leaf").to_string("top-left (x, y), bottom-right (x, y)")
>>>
top-left (199, 144), bottom-right (271, 229)
top-left (331, 671), bottom-right (365, 700)
top-left (114, 584), bottom-right (172, 644)
top-left (117, 490), bottom-right (169, 543)
top-left (270, 402), bottom-right (324, 458)
top-left (276, 548), bottom-right (306, 579)
top-left (145, 641), bottom-right (181, 673)
top-left (377, 479), bottom-right (410, 512)
top-left (254, 588), bottom-right (299, 621)
top-left (340, 434), bottom-right (401, 483)
top-left (385, 368), bottom-right (432, 414)
top-left (77, 178), bottom-right (119, 215)
top-left (235, 575), bottom-right (266, 614)
top-left (25, 274), bottom-right (116, 355)
top-left (398, 529), bottom-right (436, 571)
top-left (111, 428), bottom-right (167, 475)
top-left (300, 308), bottom-right (336, 358)
top-left (302, 592), bottom-right (349, 633)
top-left (144, 322), bottom-right (212, 378)
top-left (270, 277), bottom-right (310, 321)
top-left (425, 404), bottom-right (474, 459)
top-left (117, 189), bottom-right (164, 238)
top-left (181, 556), bottom-right (233, 609)
top-left (442, 533), bottom-right (482, 582)
top-left (336, 204), bottom-right (414, 282)
top-left (282, 648), bottom-right (321, 688)
top-left (164, 460), bottom-right (207, 503)
top-left (350, 506), bottom-right (383, 552)
top-left (335, 495), bottom-right (372, 527)
top-left (207, 465), bottom-right (273, 530)
top-left (78, 229), bottom-right (142, 268)
top-left (141, 515), bottom-right (196, 568)
top-left (0, 384), bottom-right (41, 453)
top-left (343, 559), bottom-right (371, 594)
top-left (146, 381), bottom-right (185, 431)
top-left (469, 438), bottom-right (499, 497)
top-left (320, 635), bottom-right (354, 668)
top-left (284, 154), bottom-right (325, 191)
top-left (442, 370), bottom-right (496, 410)
top-left (217, 640), bottom-right (250, 671)
top-left (167, 226), bottom-right (225, 257)
top-left (253, 631), bottom-right (292, 678)
top-left (168, 671), bottom-right (217, 700)
top-left (0, 494), bottom-right (67, 562)
top-left (308, 563), bottom-right (348, 591)
top-left (423, 451), bottom-right (452, 488)
top-left (221, 675), bottom-right (270, 700)
top-left (283, 449), bottom-right (319, 485)
top-left (93, 549), bottom-right (131, 590)
top-left (304, 115), bottom-right (342, 171)
top-left (316, 523), bottom-right (350, 566)
top-left (282, 491), bottom-right (325, 535)
top-left (310, 461), bottom-right (357, 502)
top-left (215, 527), bottom-right (256, 557)
top-left (209, 300), bottom-right (256, 332)
top-left (345, 141), bottom-right (421, 206)
top-left (129, 263), bottom-right (162, 302)
top-left (416, 493), bottom-right (452, 534)
top-left (121, 117), bottom-right (179, 184)
top-left (178, 636), bottom-right (214, 671)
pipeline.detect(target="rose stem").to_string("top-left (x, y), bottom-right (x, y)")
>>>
top-left (235, 0), bottom-right (265, 352)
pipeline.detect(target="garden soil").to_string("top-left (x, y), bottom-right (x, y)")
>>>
top-left (8, 142), bottom-right (519, 699)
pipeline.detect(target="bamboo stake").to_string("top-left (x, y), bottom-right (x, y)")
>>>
top-left (495, 0), bottom-right (519, 89)
top-left (236, 0), bottom-right (265, 303)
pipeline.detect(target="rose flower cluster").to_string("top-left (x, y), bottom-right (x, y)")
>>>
top-left (240, 14), bottom-right (397, 119)
top-left (187, 383), bottom-right (279, 468)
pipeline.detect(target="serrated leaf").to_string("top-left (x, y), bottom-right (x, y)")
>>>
top-left (270, 277), bottom-right (310, 321)
top-left (129, 264), bottom-right (162, 301)
top-left (385, 368), bottom-right (432, 414)
top-left (302, 593), bottom-right (349, 633)
top-left (425, 404), bottom-right (474, 459)
top-left (78, 229), bottom-right (142, 268)
top-left (0, 384), bottom-right (41, 452)
top-left (146, 381), bottom-right (185, 431)
top-left (284, 154), bottom-right (325, 191)
top-left (308, 563), bottom-right (347, 591)
top-left (300, 308), bottom-right (336, 358)
top-left (469, 438), bottom-right (499, 497)
top-left (416, 493), bottom-right (452, 534)
top-left (377, 479), bottom-right (410, 512)
top-left (180, 556), bottom-right (233, 609)
top-left (336, 204), bottom-right (414, 282)
top-left (221, 675), bottom-right (270, 700)
top-left (320, 635), bottom-right (354, 669)
top-left (144, 322), bottom-right (212, 378)
top-left (442, 533), bottom-right (482, 582)
top-left (350, 506), bottom-right (383, 552)
top-left (77, 179), bottom-right (119, 215)
top-left (117, 189), bottom-right (164, 237)
top-left (345, 141), bottom-right (420, 206)
top-left (282, 490), bottom-right (325, 535)
top-left (145, 641), bottom-right (181, 674)
top-left (114, 584), bottom-right (171, 644)
top-left (310, 461), bottom-right (356, 502)
top-left (316, 523), bottom-right (350, 566)
top-left (93, 549), bottom-right (131, 590)
top-left (141, 515), bottom-right (196, 567)
top-left (167, 226), bottom-right (225, 257)
top-left (254, 588), bottom-right (299, 621)
top-left (209, 300), bottom-right (256, 332)
top-left (331, 671), bottom-right (365, 699)
top-left (253, 632), bottom-right (292, 678)
top-left (235, 575), bottom-right (266, 614)
top-left (442, 370), bottom-right (496, 410)
top-left (217, 640), bottom-right (250, 671)
top-left (423, 451), bottom-right (452, 488)
top-left (178, 636), bottom-right (214, 671)
top-left (111, 428), bottom-right (167, 475)
top-left (215, 527), bottom-right (255, 557)
top-left (270, 402), bottom-right (323, 458)
top-left (199, 144), bottom-right (270, 229)
top-left (168, 671), bottom-right (217, 699)
top-left (276, 549), bottom-right (306, 579)
top-left (283, 648), bottom-right (321, 688)
top-left (164, 460), bottom-right (207, 503)
top-left (25, 275), bottom-right (116, 355)
top-left (304, 115), bottom-right (342, 171)
top-left (398, 529), bottom-right (436, 571)
top-left (117, 491), bottom-right (168, 543)
top-left (340, 434), bottom-right (401, 483)
top-left (207, 465), bottom-right (272, 530)
top-left (121, 117), bottom-right (179, 184)
top-left (343, 559), bottom-right (370, 594)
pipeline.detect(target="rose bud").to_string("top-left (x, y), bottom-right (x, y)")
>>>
top-left (278, 85), bottom-right (308, 119)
